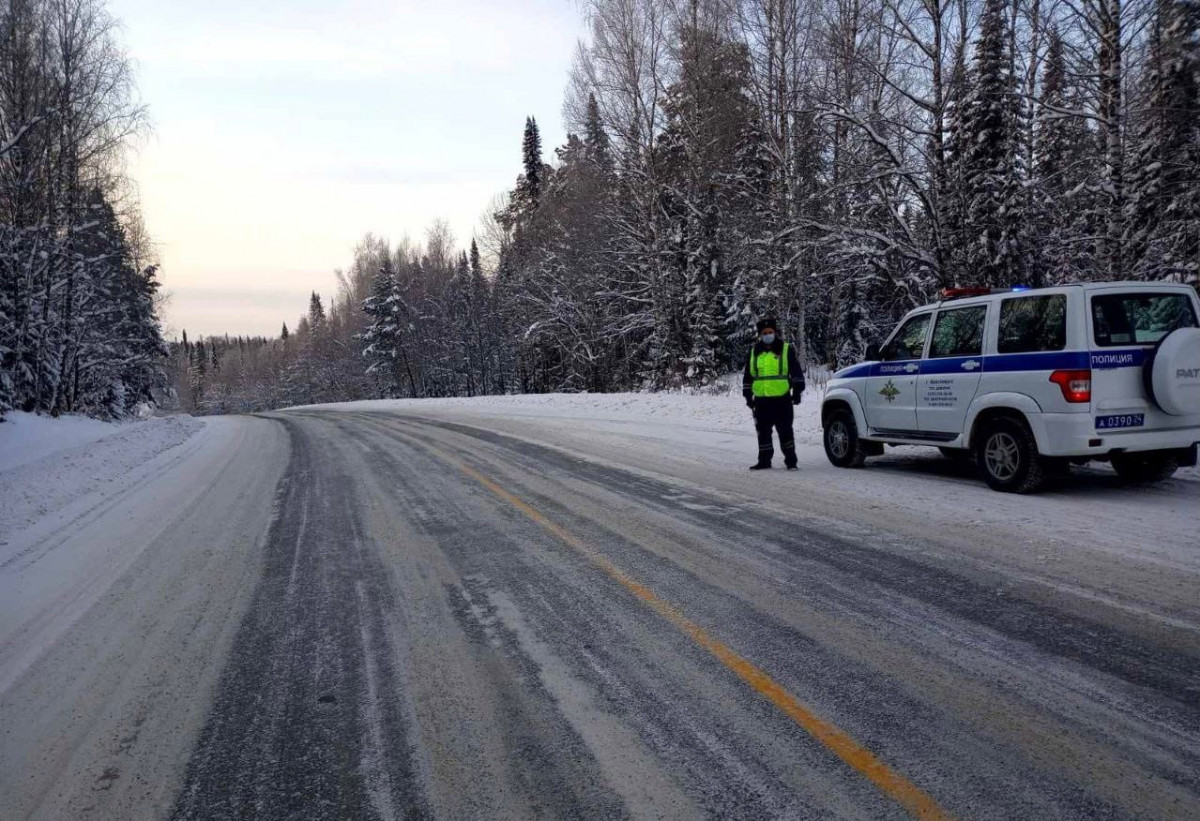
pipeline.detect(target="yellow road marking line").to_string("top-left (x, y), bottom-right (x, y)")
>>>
top-left (450, 457), bottom-right (953, 820)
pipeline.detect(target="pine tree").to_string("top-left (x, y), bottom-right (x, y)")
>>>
top-left (960, 0), bottom-right (1023, 287)
top-left (308, 292), bottom-right (326, 325)
top-left (361, 257), bottom-right (398, 393)
top-left (114, 262), bottom-right (169, 414)
top-left (1125, 0), bottom-right (1200, 280)
top-left (583, 93), bottom-right (612, 174)
top-left (47, 188), bottom-right (168, 418)
top-left (941, 44), bottom-right (972, 285)
top-left (467, 238), bottom-right (492, 392)
top-left (726, 111), bottom-right (779, 342)
top-left (655, 24), bottom-right (759, 384)
top-left (469, 238), bottom-right (484, 283)
top-left (519, 116), bottom-right (543, 209)
top-left (1032, 28), bottom-right (1095, 284)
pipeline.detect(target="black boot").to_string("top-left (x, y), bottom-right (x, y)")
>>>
top-left (749, 462), bottom-right (772, 470)
top-left (782, 437), bottom-right (798, 471)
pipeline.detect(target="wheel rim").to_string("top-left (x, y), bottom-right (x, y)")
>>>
top-left (984, 432), bottom-right (1021, 481)
top-left (828, 421), bottom-right (850, 459)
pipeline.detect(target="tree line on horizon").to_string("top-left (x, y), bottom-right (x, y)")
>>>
top-left (5, 0), bottom-right (1192, 418)
top-left (0, 0), bottom-right (168, 421)
top-left (177, 0), bottom-right (1199, 414)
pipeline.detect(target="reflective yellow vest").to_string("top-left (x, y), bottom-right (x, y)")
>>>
top-left (750, 342), bottom-right (791, 398)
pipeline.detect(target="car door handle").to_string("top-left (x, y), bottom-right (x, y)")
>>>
top-left (961, 360), bottom-right (981, 371)
top-left (904, 363), bottom-right (919, 373)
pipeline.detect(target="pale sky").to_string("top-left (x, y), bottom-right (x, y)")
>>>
top-left (110, 0), bottom-right (583, 339)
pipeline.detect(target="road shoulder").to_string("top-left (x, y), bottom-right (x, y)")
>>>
top-left (0, 415), bottom-right (290, 820)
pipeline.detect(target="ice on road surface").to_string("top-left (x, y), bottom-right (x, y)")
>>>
top-left (1, 395), bottom-right (1197, 820)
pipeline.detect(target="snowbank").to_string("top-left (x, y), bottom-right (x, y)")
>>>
top-left (0, 411), bottom-right (128, 473)
top-left (292, 387), bottom-right (1197, 482)
top-left (292, 387), bottom-right (828, 445)
top-left (0, 414), bottom-right (205, 542)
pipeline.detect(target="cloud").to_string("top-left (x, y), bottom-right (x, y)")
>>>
top-left (163, 284), bottom-right (319, 337)
top-left (109, 0), bottom-right (584, 338)
top-left (168, 285), bottom-right (316, 309)
top-left (129, 1), bottom-right (575, 81)
top-left (318, 164), bottom-right (488, 186)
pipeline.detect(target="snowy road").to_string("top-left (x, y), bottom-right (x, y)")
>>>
top-left (2, 404), bottom-right (1198, 820)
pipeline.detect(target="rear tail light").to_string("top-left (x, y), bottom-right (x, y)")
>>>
top-left (1050, 369), bottom-right (1092, 403)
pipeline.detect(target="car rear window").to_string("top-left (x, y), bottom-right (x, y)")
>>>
top-left (998, 295), bottom-right (1067, 353)
top-left (930, 305), bottom-right (986, 358)
top-left (1091, 292), bottom-right (1198, 347)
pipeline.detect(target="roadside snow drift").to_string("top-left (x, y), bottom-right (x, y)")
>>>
top-left (0, 414), bottom-right (205, 544)
top-left (293, 388), bottom-right (825, 447)
top-left (0, 411), bottom-right (129, 473)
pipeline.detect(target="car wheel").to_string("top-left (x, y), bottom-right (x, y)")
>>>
top-left (1111, 453), bottom-right (1179, 483)
top-left (824, 408), bottom-right (867, 468)
top-left (975, 417), bottom-right (1045, 493)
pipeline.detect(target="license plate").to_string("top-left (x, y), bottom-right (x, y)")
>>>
top-left (1095, 413), bottom-right (1144, 430)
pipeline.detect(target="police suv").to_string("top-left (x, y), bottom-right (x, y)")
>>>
top-left (821, 282), bottom-right (1200, 492)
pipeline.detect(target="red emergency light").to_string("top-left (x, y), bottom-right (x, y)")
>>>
top-left (940, 287), bottom-right (992, 299)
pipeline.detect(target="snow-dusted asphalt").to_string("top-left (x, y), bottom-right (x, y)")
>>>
top-left (2, 406), bottom-right (1198, 820)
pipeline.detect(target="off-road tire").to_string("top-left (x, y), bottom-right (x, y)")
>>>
top-left (975, 416), bottom-right (1045, 493)
top-left (824, 408), bottom-right (868, 468)
top-left (1111, 453), bottom-right (1179, 483)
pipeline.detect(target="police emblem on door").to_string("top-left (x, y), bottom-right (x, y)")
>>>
top-left (879, 379), bottom-right (900, 403)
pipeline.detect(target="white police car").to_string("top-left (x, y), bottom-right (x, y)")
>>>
top-left (821, 282), bottom-right (1200, 492)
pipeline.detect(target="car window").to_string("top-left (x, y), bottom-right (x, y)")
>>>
top-left (998, 295), bottom-right (1066, 354)
top-left (929, 305), bottom-right (986, 358)
top-left (880, 313), bottom-right (931, 361)
top-left (1091, 293), bottom-right (1198, 347)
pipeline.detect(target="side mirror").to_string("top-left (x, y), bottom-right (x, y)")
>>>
top-left (865, 342), bottom-right (881, 361)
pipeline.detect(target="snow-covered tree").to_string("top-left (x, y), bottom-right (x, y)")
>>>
top-left (959, 0), bottom-right (1023, 287)
top-left (163, 0), bottom-right (1199, 412)
top-left (0, 0), bottom-right (163, 420)
top-left (1125, 0), bottom-right (1200, 281)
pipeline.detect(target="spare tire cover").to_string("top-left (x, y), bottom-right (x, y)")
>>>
top-left (1149, 327), bottom-right (1200, 416)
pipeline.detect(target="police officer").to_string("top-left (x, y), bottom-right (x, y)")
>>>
top-left (743, 318), bottom-right (804, 470)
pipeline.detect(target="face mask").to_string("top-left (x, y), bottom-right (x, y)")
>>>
top-left (760, 333), bottom-right (776, 345)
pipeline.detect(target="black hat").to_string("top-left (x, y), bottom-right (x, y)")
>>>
top-left (756, 317), bottom-right (779, 333)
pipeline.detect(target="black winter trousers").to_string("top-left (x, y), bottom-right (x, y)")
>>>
top-left (753, 396), bottom-right (797, 467)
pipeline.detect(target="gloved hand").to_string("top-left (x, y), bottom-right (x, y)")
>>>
top-left (745, 397), bottom-right (755, 410)
top-left (792, 392), bottom-right (802, 406)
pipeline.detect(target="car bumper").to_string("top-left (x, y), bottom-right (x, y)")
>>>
top-left (1031, 412), bottom-right (1200, 457)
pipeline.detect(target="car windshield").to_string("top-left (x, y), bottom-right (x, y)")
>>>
top-left (880, 313), bottom-right (931, 361)
top-left (1091, 292), bottom-right (1198, 347)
